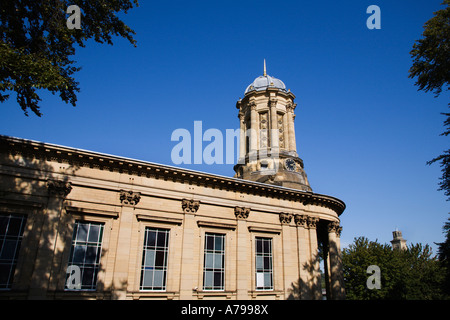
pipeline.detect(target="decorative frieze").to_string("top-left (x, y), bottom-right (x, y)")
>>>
top-left (234, 206), bottom-right (250, 220)
top-left (47, 179), bottom-right (72, 198)
top-left (328, 221), bottom-right (343, 237)
top-left (279, 212), bottom-right (293, 224)
top-left (182, 199), bottom-right (200, 214)
top-left (119, 190), bottom-right (141, 206)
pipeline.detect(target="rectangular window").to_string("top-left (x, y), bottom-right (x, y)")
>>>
top-left (0, 214), bottom-right (27, 290)
top-left (255, 237), bottom-right (273, 290)
top-left (140, 228), bottom-right (170, 291)
top-left (203, 233), bottom-right (225, 291)
top-left (65, 221), bottom-right (104, 290)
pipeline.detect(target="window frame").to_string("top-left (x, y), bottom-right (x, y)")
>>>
top-left (64, 220), bottom-right (105, 291)
top-left (139, 227), bottom-right (171, 292)
top-left (202, 232), bottom-right (226, 291)
top-left (254, 236), bottom-right (274, 291)
top-left (0, 213), bottom-right (27, 290)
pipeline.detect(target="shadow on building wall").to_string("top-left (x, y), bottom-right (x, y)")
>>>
top-left (0, 138), bottom-right (125, 299)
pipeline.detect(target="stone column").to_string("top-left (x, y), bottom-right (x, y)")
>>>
top-left (235, 207), bottom-right (250, 299)
top-left (179, 199), bottom-right (200, 299)
top-left (28, 179), bottom-right (72, 299)
top-left (249, 102), bottom-right (258, 154)
top-left (279, 213), bottom-right (297, 299)
top-left (294, 214), bottom-right (311, 299)
top-left (239, 112), bottom-right (246, 161)
top-left (328, 221), bottom-right (344, 300)
top-left (286, 103), bottom-right (297, 153)
top-left (307, 216), bottom-right (321, 299)
top-left (112, 190), bottom-right (141, 299)
top-left (269, 98), bottom-right (279, 153)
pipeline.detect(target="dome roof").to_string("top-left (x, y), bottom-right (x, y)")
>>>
top-left (244, 74), bottom-right (287, 94)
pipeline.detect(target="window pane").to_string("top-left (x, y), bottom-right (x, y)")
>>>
top-left (214, 236), bottom-right (223, 251)
top-left (88, 225), bottom-right (100, 243)
top-left (214, 271), bottom-right (223, 287)
top-left (206, 236), bottom-right (214, 250)
top-left (144, 250), bottom-right (155, 267)
top-left (214, 253), bottom-right (223, 269)
top-left (72, 245), bottom-right (86, 263)
top-left (155, 250), bottom-right (165, 267)
top-left (146, 230), bottom-right (156, 247)
top-left (256, 238), bottom-right (262, 253)
top-left (205, 253), bottom-right (213, 269)
top-left (6, 218), bottom-right (22, 236)
top-left (154, 270), bottom-right (163, 287)
top-left (157, 231), bottom-right (167, 248)
top-left (142, 270), bottom-right (153, 287)
top-left (204, 271), bottom-right (213, 288)
top-left (0, 216), bottom-right (8, 235)
top-left (76, 223), bottom-right (88, 242)
top-left (256, 256), bottom-right (263, 270)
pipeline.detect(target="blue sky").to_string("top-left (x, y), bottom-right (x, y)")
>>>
top-left (1, 0), bottom-right (449, 253)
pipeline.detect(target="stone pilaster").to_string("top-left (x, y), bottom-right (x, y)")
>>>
top-left (286, 102), bottom-right (297, 154)
top-left (179, 199), bottom-right (200, 299)
top-left (235, 206), bottom-right (250, 299)
top-left (112, 189), bottom-right (141, 299)
top-left (327, 221), bottom-right (345, 300)
top-left (29, 179), bottom-right (72, 299)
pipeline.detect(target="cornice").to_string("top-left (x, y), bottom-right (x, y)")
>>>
top-left (0, 135), bottom-right (346, 216)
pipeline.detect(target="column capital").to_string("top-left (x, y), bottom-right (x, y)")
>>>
top-left (47, 179), bottom-right (72, 198)
top-left (120, 190), bottom-right (141, 206)
top-left (279, 212), bottom-right (293, 225)
top-left (294, 214), bottom-right (308, 227)
top-left (286, 102), bottom-right (297, 113)
top-left (306, 216), bottom-right (319, 229)
top-left (182, 199), bottom-right (200, 214)
top-left (328, 221), bottom-right (343, 237)
top-left (234, 206), bottom-right (250, 220)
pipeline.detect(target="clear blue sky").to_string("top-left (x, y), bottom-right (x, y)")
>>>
top-left (1, 0), bottom-right (449, 253)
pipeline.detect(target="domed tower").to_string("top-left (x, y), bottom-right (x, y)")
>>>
top-left (234, 61), bottom-right (312, 191)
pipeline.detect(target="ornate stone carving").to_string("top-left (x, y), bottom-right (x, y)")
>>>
top-left (120, 190), bottom-right (141, 206)
top-left (306, 216), bottom-right (319, 229)
top-left (182, 199), bottom-right (200, 214)
top-left (279, 212), bottom-right (293, 224)
top-left (234, 207), bottom-right (250, 220)
top-left (47, 179), bottom-right (72, 197)
top-left (260, 112), bottom-right (268, 148)
top-left (277, 113), bottom-right (285, 148)
top-left (328, 221), bottom-right (343, 237)
top-left (286, 102), bottom-right (297, 113)
top-left (294, 214), bottom-right (308, 227)
top-left (269, 98), bottom-right (277, 108)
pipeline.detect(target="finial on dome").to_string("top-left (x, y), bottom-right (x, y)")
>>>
top-left (263, 59), bottom-right (267, 77)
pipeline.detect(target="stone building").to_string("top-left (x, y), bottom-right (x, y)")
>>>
top-left (391, 230), bottom-right (407, 250)
top-left (0, 67), bottom-right (345, 300)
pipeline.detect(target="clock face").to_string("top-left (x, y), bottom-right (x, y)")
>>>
top-left (285, 158), bottom-right (296, 171)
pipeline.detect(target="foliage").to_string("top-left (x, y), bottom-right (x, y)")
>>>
top-left (0, 0), bottom-right (138, 116)
top-left (409, 0), bottom-right (450, 200)
top-left (342, 237), bottom-right (447, 300)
